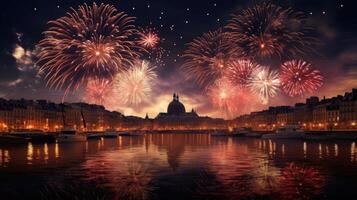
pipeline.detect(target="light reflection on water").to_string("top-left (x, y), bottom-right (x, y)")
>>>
top-left (0, 134), bottom-right (357, 199)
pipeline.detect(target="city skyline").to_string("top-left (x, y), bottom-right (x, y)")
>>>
top-left (0, 0), bottom-right (356, 119)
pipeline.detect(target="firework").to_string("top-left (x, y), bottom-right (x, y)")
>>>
top-left (84, 79), bottom-right (112, 105)
top-left (37, 3), bottom-right (141, 92)
top-left (278, 163), bottom-right (325, 199)
top-left (208, 77), bottom-right (253, 118)
top-left (139, 29), bottom-right (160, 48)
top-left (113, 60), bottom-right (157, 106)
top-left (226, 2), bottom-right (315, 61)
top-left (138, 28), bottom-right (166, 66)
top-left (226, 59), bottom-right (261, 87)
top-left (182, 29), bottom-right (239, 89)
top-left (280, 60), bottom-right (323, 97)
top-left (248, 67), bottom-right (280, 104)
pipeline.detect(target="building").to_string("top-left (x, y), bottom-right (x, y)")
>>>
top-left (150, 93), bottom-right (226, 130)
top-left (233, 88), bottom-right (357, 131)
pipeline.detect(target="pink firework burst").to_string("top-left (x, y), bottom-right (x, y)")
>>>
top-left (226, 59), bottom-right (261, 87)
top-left (208, 77), bottom-right (260, 118)
top-left (139, 29), bottom-right (160, 48)
top-left (84, 79), bottom-right (112, 105)
top-left (280, 60), bottom-right (323, 97)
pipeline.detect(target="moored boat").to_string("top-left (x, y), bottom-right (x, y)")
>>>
top-left (262, 125), bottom-right (304, 139)
top-left (117, 131), bottom-right (143, 137)
top-left (57, 129), bottom-right (87, 142)
top-left (210, 131), bottom-right (227, 137)
top-left (9, 129), bottom-right (55, 143)
top-left (0, 134), bottom-right (30, 144)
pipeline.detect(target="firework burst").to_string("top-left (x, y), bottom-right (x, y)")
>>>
top-left (208, 78), bottom-right (238, 118)
top-left (226, 2), bottom-right (315, 61)
top-left (226, 59), bottom-right (261, 87)
top-left (139, 28), bottom-right (160, 48)
top-left (207, 77), bottom-right (261, 118)
top-left (37, 3), bottom-right (141, 92)
top-left (114, 60), bottom-right (157, 106)
top-left (280, 60), bottom-right (323, 97)
top-left (248, 67), bottom-right (280, 104)
top-left (278, 163), bottom-right (325, 199)
top-left (84, 79), bottom-right (112, 106)
top-left (182, 29), bottom-right (239, 89)
top-left (138, 28), bottom-right (166, 66)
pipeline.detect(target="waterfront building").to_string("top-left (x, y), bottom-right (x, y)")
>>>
top-left (233, 88), bottom-right (357, 131)
top-left (151, 93), bottom-right (226, 131)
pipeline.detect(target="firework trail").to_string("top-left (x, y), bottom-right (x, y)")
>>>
top-left (182, 29), bottom-right (240, 89)
top-left (226, 59), bottom-right (261, 88)
top-left (280, 60), bottom-right (323, 97)
top-left (37, 3), bottom-right (141, 94)
top-left (113, 60), bottom-right (157, 106)
top-left (248, 66), bottom-right (280, 104)
top-left (226, 2), bottom-right (316, 61)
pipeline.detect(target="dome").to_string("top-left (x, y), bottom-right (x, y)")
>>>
top-left (167, 93), bottom-right (186, 115)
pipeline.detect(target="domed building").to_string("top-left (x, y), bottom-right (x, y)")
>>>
top-left (167, 94), bottom-right (186, 115)
top-left (150, 93), bottom-right (226, 131)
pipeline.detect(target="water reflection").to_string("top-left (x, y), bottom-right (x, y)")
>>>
top-left (0, 134), bottom-right (357, 199)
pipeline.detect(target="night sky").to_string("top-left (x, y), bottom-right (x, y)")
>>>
top-left (0, 0), bottom-right (356, 118)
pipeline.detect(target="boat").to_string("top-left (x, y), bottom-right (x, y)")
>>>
top-left (262, 125), bottom-right (305, 139)
top-left (56, 103), bottom-right (87, 142)
top-left (10, 129), bottom-right (56, 143)
top-left (117, 132), bottom-right (143, 137)
top-left (238, 128), bottom-right (262, 138)
top-left (103, 131), bottom-right (118, 138)
top-left (86, 132), bottom-right (103, 139)
top-left (56, 129), bottom-right (87, 142)
top-left (0, 134), bottom-right (30, 144)
top-left (210, 131), bottom-right (228, 137)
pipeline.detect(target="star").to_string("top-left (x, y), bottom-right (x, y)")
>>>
top-left (185, 20), bottom-right (189, 24)
top-left (132, 7), bottom-right (135, 10)
top-left (34, 7), bottom-right (37, 11)
top-left (322, 11), bottom-right (326, 15)
top-left (186, 8), bottom-right (190, 11)
top-left (206, 13), bottom-right (210, 16)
